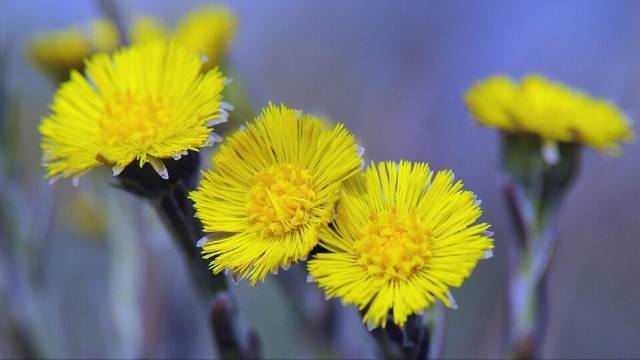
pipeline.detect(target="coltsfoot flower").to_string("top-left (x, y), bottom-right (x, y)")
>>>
top-left (130, 6), bottom-right (236, 67)
top-left (88, 18), bottom-right (120, 53)
top-left (27, 19), bottom-right (119, 81)
top-left (40, 39), bottom-right (228, 181)
top-left (190, 103), bottom-right (363, 284)
top-left (465, 74), bottom-right (634, 154)
top-left (308, 161), bottom-right (493, 328)
top-left (130, 16), bottom-right (169, 44)
top-left (175, 5), bottom-right (237, 69)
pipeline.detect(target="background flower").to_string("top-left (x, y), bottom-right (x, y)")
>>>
top-left (175, 5), bottom-right (237, 70)
top-left (130, 16), bottom-right (169, 44)
top-left (26, 18), bottom-right (119, 82)
top-left (465, 74), bottom-right (635, 154)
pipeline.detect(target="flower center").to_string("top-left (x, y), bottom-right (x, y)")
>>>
top-left (355, 208), bottom-right (432, 281)
top-left (246, 164), bottom-right (316, 236)
top-left (100, 92), bottom-right (172, 148)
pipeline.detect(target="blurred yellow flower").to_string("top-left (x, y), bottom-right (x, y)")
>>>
top-left (27, 19), bottom-right (120, 81)
top-left (308, 161), bottom-right (493, 328)
top-left (40, 40), bottom-right (227, 181)
top-left (63, 192), bottom-right (107, 238)
top-left (190, 103), bottom-right (363, 285)
top-left (175, 5), bottom-right (237, 69)
top-left (28, 4), bottom-right (238, 81)
top-left (131, 16), bottom-right (169, 44)
top-left (465, 74), bottom-right (634, 154)
top-left (28, 27), bottom-right (90, 81)
top-left (89, 18), bottom-right (120, 53)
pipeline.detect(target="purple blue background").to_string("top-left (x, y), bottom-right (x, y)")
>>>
top-left (1, 0), bottom-right (639, 358)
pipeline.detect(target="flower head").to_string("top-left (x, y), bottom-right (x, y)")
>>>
top-left (465, 74), bottom-right (634, 154)
top-left (308, 161), bottom-right (493, 328)
top-left (28, 27), bottom-right (90, 81)
top-left (88, 18), bottom-right (120, 53)
top-left (27, 19), bottom-right (119, 81)
top-left (131, 16), bottom-right (169, 44)
top-left (190, 103), bottom-right (363, 284)
top-left (40, 39), bottom-right (227, 181)
top-left (175, 5), bottom-right (237, 69)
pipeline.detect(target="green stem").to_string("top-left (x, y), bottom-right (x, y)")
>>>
top-left (501, 134), bottom-right (580, 359)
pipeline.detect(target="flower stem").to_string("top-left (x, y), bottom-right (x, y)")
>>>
top-left (116, 152), bottom-right (227, 296)
top-left (427, 301), bottom-right (447, 359)
top-left (151, 182), bottom-right (227, 295)
top-left (95, 0), bottom-right (129, 45)
top-left (370, 314), bottom-right (435, 360)
top-left (209, 293), bottom-right (262, 359)
top-left (116, 154), bottom-right (248, 358)
top-left (501, 134), bottom-right (580, 359)
top-left (504, 180), bottom-right (560, 359)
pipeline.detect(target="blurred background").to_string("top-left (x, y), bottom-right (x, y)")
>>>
top-left (1, 0), bottom-right (639, 358)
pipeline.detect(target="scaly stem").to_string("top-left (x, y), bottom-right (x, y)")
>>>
top-left (116, 152), bottom-right (228, 296)
top-left (114, 153), bottom-right (261, 358)
top-left (151, 183), bottom-right (227, 296)
top-left (501, 134), bottom-right (579, 359)
top-left (504, 182), bottom-right (559, 359)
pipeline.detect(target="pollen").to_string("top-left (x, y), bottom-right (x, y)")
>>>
top-left (355, 208), bottom-right (432, 281)
top-left (247, 164), bottom-right (316, 236)
top-left (100, 92), bottom-right (172, 148)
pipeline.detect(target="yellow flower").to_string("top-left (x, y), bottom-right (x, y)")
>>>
top-left (28, 26), bottom-right (91, 81)
top-left (307, 161), bottom-right (493, 328)
top-left (89, 18), bottom-right (120, 53)
top-left (40, 40), bottom-right (227, 181)
top-left (175, 5), bottom-right (237, 69)
top-left (131, 16), bottom-right (169, 44)
top-left (190, 103), bottom-right (363, 284)
top-left (465, 74), bottom-right (634, 154)
top-left (27, 18), bottom-right (121, 82)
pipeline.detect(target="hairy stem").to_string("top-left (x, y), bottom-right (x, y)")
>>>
top-left (151, 183), bottom-right (227, 296)
top-left (504, 182), bottom-right (559, 359)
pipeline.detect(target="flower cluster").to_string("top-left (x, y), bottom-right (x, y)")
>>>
top-left (131, 5), bottom-right (237, 69)
top-left (39, 37), bottom-right (495, 328)
top-left (30, 5), bottom-right (640, 358)
top-left (28, 5), bottom-right (236, 82)
top-left (190, 104), bottom-right (494, 326)
top-left (465, 74), bottom-right (634, 154)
